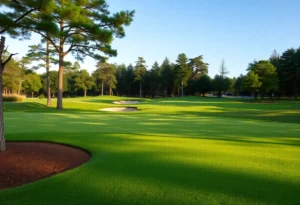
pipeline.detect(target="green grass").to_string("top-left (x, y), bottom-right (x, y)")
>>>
top-left (1, 96), bottom-right (300, 205)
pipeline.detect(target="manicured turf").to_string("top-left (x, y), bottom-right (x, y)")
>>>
top-left (1, 96), bottom-right (300, 205)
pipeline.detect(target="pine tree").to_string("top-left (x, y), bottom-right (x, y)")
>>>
top-left (134, 57), bottom-right (147, 98)
top-left (16, 0), bottom-right (134, 109)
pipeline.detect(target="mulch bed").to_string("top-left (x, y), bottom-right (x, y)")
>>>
top-left (0, 142), bottom-right (91, 190)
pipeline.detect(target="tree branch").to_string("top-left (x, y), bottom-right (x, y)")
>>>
top-left (0, 8), bottom-right (37, 34)
top-left (2, 53), bottom-right (18, 67)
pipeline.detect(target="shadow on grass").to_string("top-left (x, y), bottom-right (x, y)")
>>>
top-left (2, 133), bottom-right (299, 205)
top-left (177, 109), bottom-right (300, 124)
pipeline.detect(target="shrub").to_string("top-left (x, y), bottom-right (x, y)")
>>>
top-left (39, 94), bottom-right (45, 99)
top-left (3, 95), bottom-right (26, 102)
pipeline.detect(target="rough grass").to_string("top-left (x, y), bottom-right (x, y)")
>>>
top-left (1, 96), bottom-right (300, 205)
top-left (2, 95), bottom-right (26, 102)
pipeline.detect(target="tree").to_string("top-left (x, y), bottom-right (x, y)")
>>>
top-left (160, 57), bottom-right (174, 97)
top-left (175, 53), bottom-right (192, 96)
top-left (212, 75), bottom-right (230, 97)
top-left (75, 69), bottom-right (95, 97)
top-left (148, 61), bottom-right (161, 97)
top-left (105, 65), bottom-right (117, 96)
top-left (0, 0), bottom-right (55, 152)
top-left (197, 74), bottom-right (212, 96)
top-left (248, 60), bottom-right (278, 98)
top-left (219, 59), bottom-right (229, 78)
top-left (17, 56), bottom-right (31, 94)
top-left (189, 55), bottom-right (209, 76)
top-left (234, 74), bottom-right (245, 96)
top-left (115, 63), bottom-right (127, 96)
top-left (26, 40), bottom-right (55, 105)
top-left (134, 57), bottom-right (147, 98)
top-left (93, 62), bottom-right (116, 96)
top-left (280, 48), bottom-right (300, 99)
top-left (19, 0), bottom-right (134, 109)
top-left (243, 71), bottom-right (261, 98)
top-left (22, 72), bottom-right (42, 97)
top-left (65, 61), bottom-right (80, 97)
top-left (41, 70), bottom-right (67, 97)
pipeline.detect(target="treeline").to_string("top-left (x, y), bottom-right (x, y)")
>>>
top-left (4, 49), bottom-right (300, 99)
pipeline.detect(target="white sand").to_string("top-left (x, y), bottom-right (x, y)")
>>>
top-left (99, 107), bottom-right (138, 112)
top-left (113, 101), bottom-right (141, 104)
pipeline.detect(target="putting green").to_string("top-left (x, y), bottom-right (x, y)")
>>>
top-left (1, 96), bottom-right (299, 205)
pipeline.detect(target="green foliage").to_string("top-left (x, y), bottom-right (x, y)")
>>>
top-left (197, 74), bottom-right (212, 96)
top-left (248, 60), bottom-right (278, 95)
top-left (0, 0), bottom-right (57, 36)
top-left (2, 55), bottom-right (22, 93)
top-left (212, 75), bottom-right (231, 97)
top-left (22, 72), bottom-right (42, 94)
top-left (75, 69), bottom-right (95, 93)
top-left (189, 55), bottom-right (209, 75)
top-left (243, 71), bottom-right (262, 94)
top-left (279, 48), bottom-right (300, 98)
top-left (38, 94), bottom-right (45, 99)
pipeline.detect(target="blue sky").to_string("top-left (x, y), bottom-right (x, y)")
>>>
top-left (3, 0), bottom-right (300, 77)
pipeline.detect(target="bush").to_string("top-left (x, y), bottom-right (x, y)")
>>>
top-left (39, 94), bottom-right (45, 99)
top-left (3, 95), bottom-right (26, 102)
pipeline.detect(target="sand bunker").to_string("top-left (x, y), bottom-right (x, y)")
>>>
top-left (113, 101), bottom-right (141, 104)
top-left (100, 107), bottom-right (138, 112)
top-left (0, 142), bottom-right (91, 190)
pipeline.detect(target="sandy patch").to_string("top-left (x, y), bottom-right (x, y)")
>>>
top-left (113, 101), bottom-right (141, 104)
top-left (100, 107), bottom-right (138, 112)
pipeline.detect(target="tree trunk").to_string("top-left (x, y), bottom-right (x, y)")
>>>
top-left (109, 85), bottom-right (112, 96)
top-left (0, 69), bottom-right (5, 152)
top-left (17, 78), bottom-right (22, 94)
top-left (31, 92), bottom-right (33, 98)
top-left (57, 52), bottom-right (64, 109)
top-left (0, 36), bottom-right (6, 152)
top-left (181, 80), bottom-right (184, 97)
top-left (46, 40), bottom-right (51, 106)
top-left (56, 21), bottom-right (64, 110)
top-left (139, 81), bottom-right (142, 98)
top-left (101, 80), bottom-right (104, 96)
top-left (84, 89), bottom-right (87, 97)
top-left (294, 75), bottom-right (298, 99)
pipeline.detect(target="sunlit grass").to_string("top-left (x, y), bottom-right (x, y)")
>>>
top-left (1, 96), bottom-right (300, 205)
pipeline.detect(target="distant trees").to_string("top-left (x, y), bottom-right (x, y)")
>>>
top-left (75, 70), bottom-right (95, 97)
top-left (23, 73), bottom-right (42, 97)
top-left (197, 75), bottom-right (212, 96)
top-left (93, 63), bottom-right (116, 96)
top-left (279, 48), bottom-right (300, 99)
